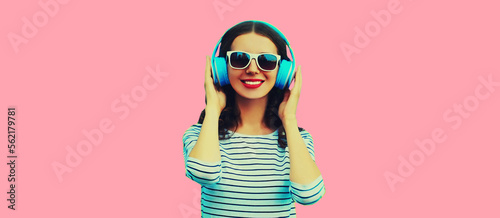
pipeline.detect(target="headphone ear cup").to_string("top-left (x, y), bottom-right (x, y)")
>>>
top-left (213, 57), bottom-right (230, 86)
top-left (275, 60), bottom-right (293, 90)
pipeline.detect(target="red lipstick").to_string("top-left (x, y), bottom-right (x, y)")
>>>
top-left (241, 79), bottom-right (264, 89)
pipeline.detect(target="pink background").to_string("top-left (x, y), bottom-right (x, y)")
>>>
top-left (1, 0), bottom-right (499, 217)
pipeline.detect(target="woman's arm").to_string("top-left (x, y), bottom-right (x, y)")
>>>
top-left (182, 57), bottom-right (226, 185)
top-left (188, 111), bottom-right (221, 162)
top-left (284, 118), bottom-right (322, 184)
top-left (279, 66), bottom-right (325, 204)
top-left (183, 122), bottom-right (222, 185)
top-left (279, 66), bottom-right (322, 184)
top-left (284, 119), bottom-right (325, 205)
top-left (188, 57), bottom-right (226, 163)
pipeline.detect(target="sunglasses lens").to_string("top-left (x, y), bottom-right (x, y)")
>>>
top-left (230, 52), bottom-right (250, 68)
top-left (258, 54), bottom-right (278, 71)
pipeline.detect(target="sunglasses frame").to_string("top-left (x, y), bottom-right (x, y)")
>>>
top-left (226, 51), bottom-right (281, 71)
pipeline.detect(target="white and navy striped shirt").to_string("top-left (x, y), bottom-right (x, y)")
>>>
top-left (183, 124), bottom-right (326, 217)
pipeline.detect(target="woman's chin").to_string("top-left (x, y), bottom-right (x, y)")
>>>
top-left (232, 83), bottom-right (274, 100)
top-left (234, 90), bottom-right (269, 100)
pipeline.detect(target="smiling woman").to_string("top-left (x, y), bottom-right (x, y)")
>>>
top-left (182, 20), bottom-right (325, 217)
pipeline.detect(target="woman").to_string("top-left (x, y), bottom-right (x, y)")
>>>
top-left (183, 20), bottom-right (325, 217)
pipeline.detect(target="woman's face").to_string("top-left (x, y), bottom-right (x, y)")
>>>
top-left (228, 32), bottom-right (278, 100)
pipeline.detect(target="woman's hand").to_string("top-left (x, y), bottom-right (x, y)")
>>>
top-left (204, 56), bottom-right (226, 115)
top-left (278, 66), bottom-right (302, 125)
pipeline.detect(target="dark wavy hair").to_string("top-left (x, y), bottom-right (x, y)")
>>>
top-left (198, 21), bottom-right (304, 148)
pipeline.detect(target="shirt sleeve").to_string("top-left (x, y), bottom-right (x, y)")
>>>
top-left (289, 130), bottom-right (326, 205)
top-left (182, 124), bottom-right (222, 186)
top-left (290, 175), bottom-right (326, 205)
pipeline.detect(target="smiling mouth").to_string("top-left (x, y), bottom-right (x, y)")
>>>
top-left (240, 80), bottom-right (264, 88)
top-left (241, 80), bottom-right (264, 85)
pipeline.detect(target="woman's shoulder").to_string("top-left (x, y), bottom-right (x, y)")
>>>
top-left (296, 127), bottom-right (314, 145)
top-left (299, 127), bottom-right (311, 136)
top-left (187, 123), bottom-right (202, 129)
top-left (183, 123), bottom-right (203, 136)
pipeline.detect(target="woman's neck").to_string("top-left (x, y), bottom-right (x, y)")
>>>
top-left (234, 94), bottom-right (273, 134)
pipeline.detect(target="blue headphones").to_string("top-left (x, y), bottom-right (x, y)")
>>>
top-left (211, 20), bottom-right (296, 90)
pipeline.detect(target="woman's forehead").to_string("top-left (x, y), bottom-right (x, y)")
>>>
top-left (230, 32), bottom-right (278, 54)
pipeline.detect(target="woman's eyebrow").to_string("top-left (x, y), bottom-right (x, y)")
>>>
top-left (257, 51), bottom-right (278, 54)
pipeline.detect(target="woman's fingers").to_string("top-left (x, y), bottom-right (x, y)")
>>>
top-left (205, 56), bottom-right (218, 93)
top-left (205, 56), bottom-right (212, 84)
top-left (297, 66), bottom-right (302, 92)
top-left (291, 65), bottom-right (302, 96)
top-left (204, 56), bottom-right (216, 101)
top-left (204, 56), bottom-right (226, 114)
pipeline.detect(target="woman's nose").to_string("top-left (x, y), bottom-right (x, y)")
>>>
top-left (246, 59), bottom-right (259, 73)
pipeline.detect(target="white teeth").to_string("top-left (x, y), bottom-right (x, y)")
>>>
top-left (243, 81), bottom-right (263, 85)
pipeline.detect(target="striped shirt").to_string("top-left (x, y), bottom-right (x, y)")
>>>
top-left (183, 124), bottom-right (325, 217)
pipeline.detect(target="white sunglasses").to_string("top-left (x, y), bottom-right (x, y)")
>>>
top-left (226, 51), bottom-right (281, 71)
